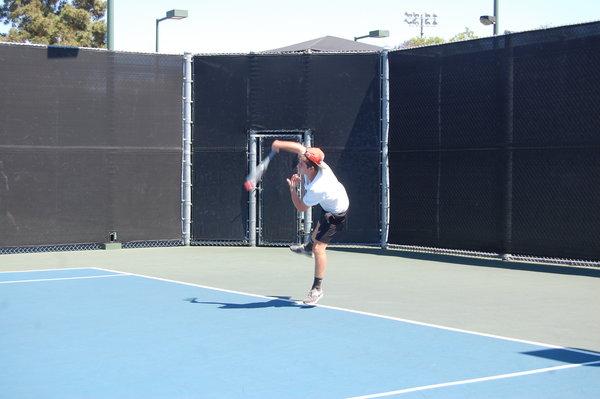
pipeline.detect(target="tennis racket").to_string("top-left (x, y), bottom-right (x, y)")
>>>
top-left (243, 149), bottom-right (277, 191)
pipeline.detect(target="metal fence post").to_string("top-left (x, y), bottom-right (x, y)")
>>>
top-left (248, 134), bottom-right (258, 246)
top-left (303, 132), bottom-right (313, 244)
top-left (380, 51), bottom-right (390, 249)
top-left (182, 53), bottom-right (193, 245)
top-left (502, 35), bottom-right (514, 260)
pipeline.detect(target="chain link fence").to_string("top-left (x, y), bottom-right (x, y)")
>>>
top-left (387, 22), bottom-right (600, 265)
top-left (2, 23), bottom-right (600, 269)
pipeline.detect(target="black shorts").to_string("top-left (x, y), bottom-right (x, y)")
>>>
top-left (311, 208), bottom-right (348, 244)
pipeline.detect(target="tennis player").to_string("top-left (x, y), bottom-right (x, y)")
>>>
top-left (271, 140), bottom-right (349, 305)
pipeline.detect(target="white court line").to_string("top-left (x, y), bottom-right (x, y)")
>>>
top-left (90, 267), bottom-right (600, 357)
top-left (345, 360), bottom-right (600, 398)
top-left (0, 267), bottom-right (94, 274)
top-left (0, 273), bottom-right (130, 284)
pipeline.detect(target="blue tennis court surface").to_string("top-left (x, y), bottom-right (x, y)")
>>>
top-left (1, 267), bottom-right (599, 398)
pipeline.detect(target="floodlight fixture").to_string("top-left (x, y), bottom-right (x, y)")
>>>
top-left (354, 29), bottom-right (390, 41)
top-left (404, 11), bottom-right (439, 38)
top-left (480, 15), bottom-right (496, 26)
top-left (166, 9), bottom-right (188, 20)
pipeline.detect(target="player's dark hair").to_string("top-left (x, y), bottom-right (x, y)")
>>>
top-left (305, 159), bottom-right (318, 169)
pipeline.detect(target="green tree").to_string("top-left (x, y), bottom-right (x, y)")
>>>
top-left (397, 36), bottom-right (446, 49)
top-left (396, 27), bottom-right (480, 49)
top-left (0, 0), bottom-right (106, 47)
top-left (449, 27), bottom-right (478, 43)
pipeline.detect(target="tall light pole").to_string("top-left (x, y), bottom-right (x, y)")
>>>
top-left (479, 0), bottom-right (499, 35)
top-left (494, 0), bottom-right (499, 35)
top-left (354, 30), bottom-right (390, 41)
top-left (404, 12), bottom-right (438, 38)
top-left (107, 0), bottom-right (114, 50)
top-left (156, 9), bottom-right (188, 53)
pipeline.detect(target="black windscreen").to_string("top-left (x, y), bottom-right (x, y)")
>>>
top-left (388, 22), bottom-right (600, 261)
top-left (192, 53), bottom-right (381, 245)
top-left (0, 44), bottom-right (182, 247)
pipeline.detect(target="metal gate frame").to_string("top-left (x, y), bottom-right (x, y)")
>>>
top-left (247, 130), bottom-right (312, 246)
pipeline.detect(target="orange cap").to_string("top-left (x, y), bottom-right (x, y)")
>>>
top-left (305, 147), bottom-right (324, 165)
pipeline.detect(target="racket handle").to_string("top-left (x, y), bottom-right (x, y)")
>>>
top-left (243, 149), bottom-right (277, 191)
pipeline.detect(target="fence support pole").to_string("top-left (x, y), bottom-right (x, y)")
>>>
top-left (502, 36), bottom-right (514, 260)
top-left (182, 53), bottom-right (193, 245)
top-left (303, 132), bottom-right (313, 244)
top-left (248, 134), bottom-right (258, 246)
top-left (380, 51), bottom-right (390, 249)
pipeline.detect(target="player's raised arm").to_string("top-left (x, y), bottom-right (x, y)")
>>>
top-left (271, 140), bottom-right (306, 155)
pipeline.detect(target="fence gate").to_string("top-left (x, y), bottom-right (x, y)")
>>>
top-left (248, 131), bottom-right (312, 246)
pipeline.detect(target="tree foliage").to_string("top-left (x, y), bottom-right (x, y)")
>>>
top-left (0, 0), bottom-right (106, 47)
top-left (397, 28), bottom-right (479, 49)
top-left (449, 27), bottom-right (478, 43)
top-left (398, 36), bottom-right (445, 49)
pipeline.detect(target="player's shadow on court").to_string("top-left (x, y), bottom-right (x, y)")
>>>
top-left (184, 296), bottom-right (309, 309)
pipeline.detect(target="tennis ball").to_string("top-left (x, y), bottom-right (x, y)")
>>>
top-left (243, 181), bottom-right (254, 192)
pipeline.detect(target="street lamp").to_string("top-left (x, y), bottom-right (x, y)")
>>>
top-left (354, 30), bottom-right (390, 41)
top-left (479, 0), bottom-right (498, 35)
top-left (155, 9), bottom-right (188, 52)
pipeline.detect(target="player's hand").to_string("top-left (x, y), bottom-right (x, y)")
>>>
top-left (286, 173), bottom-right (301, 189)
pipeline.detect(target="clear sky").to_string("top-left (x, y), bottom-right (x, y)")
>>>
top-left (2, 0), bottom-right (600, 54)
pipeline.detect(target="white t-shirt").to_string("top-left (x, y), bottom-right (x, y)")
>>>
top-left (302, 162), bottom-right (349, 214)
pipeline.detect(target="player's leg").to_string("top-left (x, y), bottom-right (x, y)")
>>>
top-left (302, 210), bottom-right (348, 304)
top-left (302, 211), bottom-right (333, 304)
top-left (302, 239), bottom-right (327, 304)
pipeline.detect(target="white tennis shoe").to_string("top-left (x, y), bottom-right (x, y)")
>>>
top-left (289, 243), bottom-right (313, 258)
top-left (302, 288), bottom-right (323, 305)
